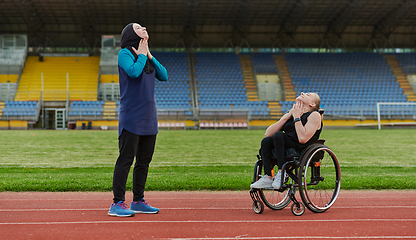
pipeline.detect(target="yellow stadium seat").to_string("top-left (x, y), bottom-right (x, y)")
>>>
top-left (100, 74), bottom-right (119, 83)
top-left (0, 74), bottom-right (18, 83)
top-left (15, 56), bottom-right (100, 101)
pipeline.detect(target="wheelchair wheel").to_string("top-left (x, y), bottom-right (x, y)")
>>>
top-left (291, 202), bottom-right (305, 216)
top-left (252, 200), bottom-right (264, 214)
top-left (298, 144), bottom-right (341, 213)
top-left (255, 161), bottom-right (292, 210)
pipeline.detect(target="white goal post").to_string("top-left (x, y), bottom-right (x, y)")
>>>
top-left (377, 102), bottom-right (416, 130)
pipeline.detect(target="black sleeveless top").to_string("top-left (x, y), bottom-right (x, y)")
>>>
top-left (282, 111), bottom-right (322, 150)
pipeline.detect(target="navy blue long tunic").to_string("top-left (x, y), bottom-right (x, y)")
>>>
top-left (118, 49), bottom-right (168, 136)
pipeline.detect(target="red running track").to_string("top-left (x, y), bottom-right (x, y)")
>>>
top-left (0, 191), bottom-right (415, 239)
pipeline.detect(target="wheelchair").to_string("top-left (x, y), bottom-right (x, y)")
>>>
top-left (249, 139), bottom-right (341, 216)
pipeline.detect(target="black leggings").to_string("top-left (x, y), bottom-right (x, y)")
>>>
top-left (113, 129), bottom-right (157, 203)
top-left (260, 131), bottom-right (300, 176)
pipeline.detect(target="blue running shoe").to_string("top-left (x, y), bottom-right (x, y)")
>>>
top-left (130, 199), bottom-right (159, 214)
top-left (108, 201), bottom-right (135, 217)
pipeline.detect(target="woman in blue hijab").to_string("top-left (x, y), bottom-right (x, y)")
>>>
top-left (108, 23), bottom-right (168, 217)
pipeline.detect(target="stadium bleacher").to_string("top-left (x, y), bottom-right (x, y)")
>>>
top-left (248, 53), bottom-right (278, 74)
top-left (152, 52), bottom-right (193, 116)
top-left (16, 56), bottom-right (100, 102)
top-left (2, 100), bottom-right (38, 118)
top-left (195, 52), bottom-right (269, 117)
top-left (396, 53), bottom-right (416, 74)
top-left (282, 53), bottom-right (414, 118)
top-left (94, 51), bottom-right (194, 117)
top-left (68, 101), bottom-right (104, 117)
top-left (2, 50), bottom-right (416, 127)
top-left (0, 74), bottom-right (18, 83)
top-left (100, 74), bottom-right (118, 83)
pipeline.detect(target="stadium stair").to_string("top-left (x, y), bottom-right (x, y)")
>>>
top-left (274, 55), bottom-right (296, 101)
top-left (239, 54), bottom-right (259, 101)
top-left (267, 101), bottom-right (282, 119)
top-left (384, 55), bottom-right (416, 102)
top-left (103, 101), bottom-right (118, 120)
top-left (195, 52), bottom-right (270, 121)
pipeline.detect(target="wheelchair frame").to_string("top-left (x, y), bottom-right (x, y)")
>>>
top-left (249, 140), bottom-right (341, 216)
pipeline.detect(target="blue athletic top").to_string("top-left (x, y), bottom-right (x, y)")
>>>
top-left (118, 48), bottom-right (168, 136)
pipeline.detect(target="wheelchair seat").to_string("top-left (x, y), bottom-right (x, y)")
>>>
top-left (285, 148), bottom-right (299, 161)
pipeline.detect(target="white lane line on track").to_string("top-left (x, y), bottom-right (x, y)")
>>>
top-left (3, 196), bottom-right (416, 201)
top-left (1, 206), bottom-right (416, 212)
top-left (162, 237), bottom-right (416, 240)
top-left (1, 219), bottom-right (415, 225)
top-left (3, 198), bottom-right (252, 201)
top-left (0, 208), bottom-right (244, 211)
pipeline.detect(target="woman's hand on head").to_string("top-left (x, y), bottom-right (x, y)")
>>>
top-left (132, 39), bottom-right (148, 56)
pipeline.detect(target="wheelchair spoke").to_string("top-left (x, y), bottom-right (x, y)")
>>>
top-left (299, 146), bottom-right (341, 213)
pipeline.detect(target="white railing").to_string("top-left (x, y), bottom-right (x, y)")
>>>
top-left (98, 83), bottom-right (119, 101)
top-left (0, 83), bottom-right (17, 101)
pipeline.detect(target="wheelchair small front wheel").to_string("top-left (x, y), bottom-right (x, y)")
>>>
top-left (291, 202), bottom-right (305, 216)
top-left (252, 200), bottom-right (264, 214)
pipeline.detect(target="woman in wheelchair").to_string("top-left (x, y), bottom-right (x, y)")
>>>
top-left (250, 92), bottom-right (322, 190)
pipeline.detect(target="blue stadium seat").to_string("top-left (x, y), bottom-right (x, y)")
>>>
top-left (194, 52), bottom-right (269, 114)
top-left (282, 52), bottom-right (412, 118)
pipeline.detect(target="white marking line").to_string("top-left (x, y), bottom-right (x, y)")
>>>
top-left (1, 219), bottom-right (415, 225)
top-left (3, 197), bottom-right (416, 202)
top-left (0, 208), bottom-right (244, 212)
top-left (3, 198), bottom-right (251, 201)
top-left (1, 205), bottom-right (416, 212)
top-left (163, 237), bottom-right (416, 240)
top-left (1, 206), bottom-right (416, 212)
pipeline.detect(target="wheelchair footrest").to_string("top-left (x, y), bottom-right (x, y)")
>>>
top-left (249, 188), bottom-right (262, 202)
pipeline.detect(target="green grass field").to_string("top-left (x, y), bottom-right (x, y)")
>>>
top-left (1, 129), bottom-right (415, 191)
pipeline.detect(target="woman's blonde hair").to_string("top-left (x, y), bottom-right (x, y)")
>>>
top-left (312, 93), bottom-right (321, 111)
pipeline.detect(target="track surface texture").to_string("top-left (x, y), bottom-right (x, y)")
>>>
top-left (0, 191), bottom-right (415, 240)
